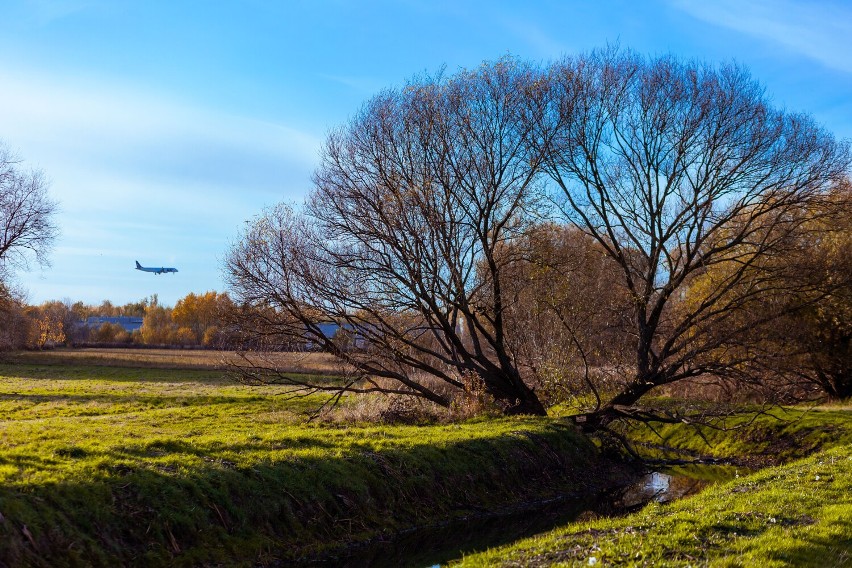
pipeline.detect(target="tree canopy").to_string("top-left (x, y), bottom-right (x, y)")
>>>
top-left (534, 49), bottom-right (850, 427)
top-left (227, 59), bottom-right (548, 414)
top-left (226, 50), bottom-right (851, 421)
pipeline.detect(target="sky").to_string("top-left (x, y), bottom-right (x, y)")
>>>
top-left (1, 0), bottom-right (851, 306)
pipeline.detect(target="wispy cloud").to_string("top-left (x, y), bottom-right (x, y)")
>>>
top-left (0, 65), bottom-right (322, 212)
top-left (0, 64), bottom-right (322, 303)
top-left (671, 0), bottom-right (852, 73)
top-left (502, 20), bottom-right (567, 58)
top-left (0, 67), bottom-right (321, 174)
top-left (317, 73), bottom-right (385, 94)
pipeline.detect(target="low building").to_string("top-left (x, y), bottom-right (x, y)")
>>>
top-left (83, 316), bottom-right (144, 333)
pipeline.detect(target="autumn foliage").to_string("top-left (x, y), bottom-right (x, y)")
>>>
top-left (3, 291), bottom-right (237, 350)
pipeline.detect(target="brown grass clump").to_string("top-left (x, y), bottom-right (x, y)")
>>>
top-left (319, 372), bottom-right (506, 425)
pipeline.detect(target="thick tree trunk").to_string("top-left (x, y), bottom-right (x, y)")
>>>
top-left (571, 373), bottom-right (660, 432)
top-left (824, 373), bottom-right (852, 401)
top-left (484, 368), bottom-right (548, 416)
top-left (504, 391), bottom-right (548, 416)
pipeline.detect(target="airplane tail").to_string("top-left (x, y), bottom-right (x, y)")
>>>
top-left (135, 261), bottom-right (142, 269)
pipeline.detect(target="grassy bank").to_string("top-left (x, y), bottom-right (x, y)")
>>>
top-left (454, 404), bottom-right (852, 567)
top-left (6, 350), bottom-right (848, 566)
top-left (618, 404), bottom-right (852, 466)
top-left (454, 444), bottom-right (852, 567)
top-left (0, 355), bottom-right (621, 567)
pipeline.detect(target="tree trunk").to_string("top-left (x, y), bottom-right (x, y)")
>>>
top-left (504, 394), bottom-right (547, 416)
top-left (484, 368), bottom-right (548, 416)
top-left (571, 373), bottom-right (660, 432)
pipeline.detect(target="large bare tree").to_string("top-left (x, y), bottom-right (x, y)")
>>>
top-left (532, 50), bottom-right (851, 428)
top-left (0, 143), bottom-right (58, 271)
top-left (226, 59), bottom-right (549, 414)
top-left (227, 51), bottom-right (850, 423)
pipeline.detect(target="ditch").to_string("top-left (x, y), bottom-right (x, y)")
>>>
top-left (300, 465), bottom-right (731, 567)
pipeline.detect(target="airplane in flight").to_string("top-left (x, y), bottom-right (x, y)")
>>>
top-left (135, 261), bottom-right (178, 275)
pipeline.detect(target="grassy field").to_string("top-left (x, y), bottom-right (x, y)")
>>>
top-left (3, 349), bottom-right (850, 567)
top-left (0, 349), bottom-right (618, 567)
top-left (454, 405), bottom-right (852, 567)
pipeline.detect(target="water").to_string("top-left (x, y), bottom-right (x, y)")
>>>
top-left (300, 469), bottom-right (718, 567)
top-left (616, 470), bottom-right (710, 509)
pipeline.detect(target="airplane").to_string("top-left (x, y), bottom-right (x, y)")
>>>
top-left (135, 261), bottom-right (178, 275)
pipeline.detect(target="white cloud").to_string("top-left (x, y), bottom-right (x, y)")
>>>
top-left (671, 0), bottom-right (852, 73)
top-left (0, 63), bottom-right (322, 225)
top-left (0, 66), bottom-right (321, 182)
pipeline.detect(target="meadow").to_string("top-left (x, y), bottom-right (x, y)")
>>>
top-left (1, 349), bottom-right (849, 567)
top-left (0, 349), bottom-right (613, 567)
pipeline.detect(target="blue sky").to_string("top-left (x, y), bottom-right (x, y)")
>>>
top-left (2, 0), bottom-right (850, 306)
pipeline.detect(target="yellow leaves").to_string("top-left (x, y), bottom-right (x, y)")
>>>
top-left (175, 327), bottom-right (196, 346)
top-left (34, 315), bottom-right (64, 348)
top-left (137, 291), bottom-right (233, 346)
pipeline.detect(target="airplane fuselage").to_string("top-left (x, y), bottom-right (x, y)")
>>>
top-left (135, 261), bottom-right (178, 275)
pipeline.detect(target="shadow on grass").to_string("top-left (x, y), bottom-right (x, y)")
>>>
top-left (113, 436), bottom-right (338, 458)
top-left (0, 424), bottom-right (615, 568)
top-left (0, 364), bottom-right (227, 383)
top-left (764, 520), bottom-right (852, 567)
top-left (0, 391), bottom-right (265, 407)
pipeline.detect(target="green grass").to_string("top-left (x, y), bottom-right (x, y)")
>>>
top-left (0, 359), bottom-right (613, 567)
top-left (453, 445), bottom-right (852, 567)
top-left (617, 404), bottom-right (852, 466)
top-left (4, 351), bottom-right (848, 567)
top-left (453, 404), bottom-right (852, 567)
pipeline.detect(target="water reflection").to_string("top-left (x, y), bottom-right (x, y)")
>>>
top-left (617, 471), bottom-right (709, 509)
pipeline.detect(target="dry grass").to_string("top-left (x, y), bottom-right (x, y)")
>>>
top-left (5, 347), bottom-right (342, 373)
top-left (319, 393), bottom-right (448, 424)
top-left (318, 372), bottom-right (506, 425)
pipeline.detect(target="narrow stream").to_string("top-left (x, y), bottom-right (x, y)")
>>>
top-left (301, 466), bottom-right (733, 567)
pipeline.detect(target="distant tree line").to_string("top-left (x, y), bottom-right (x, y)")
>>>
top-left (1, 291), bottom-right (240, 350)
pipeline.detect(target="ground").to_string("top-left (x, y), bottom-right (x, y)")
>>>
top-left (1, 349), bottom-right (849, 567)
top-left (0, 349), bottom-right (615, 567)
